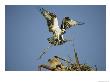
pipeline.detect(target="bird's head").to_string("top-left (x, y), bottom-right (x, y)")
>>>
top-left (48, 59), bottom-right (51, 62)
top-left (54, 56), bottom-right (59, 58)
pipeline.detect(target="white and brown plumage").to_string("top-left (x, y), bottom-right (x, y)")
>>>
top-left (48, 56), bottom-right (61, 69)
top-left (38, 8), bottom-right (85, 59)
top-left (48, 56), bottom-right (65, 70)
top-left (40, 8), bottom-right (85, 46)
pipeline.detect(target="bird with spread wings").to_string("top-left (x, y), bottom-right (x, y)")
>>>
top-left (38, 8), bottom-right (85, 59)
top-left (40, 8), bottom-right (85, 46)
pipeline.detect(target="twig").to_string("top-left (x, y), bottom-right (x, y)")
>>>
top-left (37, 45), bottom-right (53, 60)
top-left (54, 56), bottom-right (72, 64)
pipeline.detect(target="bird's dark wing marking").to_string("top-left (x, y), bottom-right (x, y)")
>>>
top-left (60, 17), bottom-right (85, 31)
top-left (60, 17), bottom-right (76, 30)
top-left (40, 8), bottom-right (57, 32)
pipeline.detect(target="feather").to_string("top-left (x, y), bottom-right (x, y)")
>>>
top-left (39, 8), bottom-right (84, 46)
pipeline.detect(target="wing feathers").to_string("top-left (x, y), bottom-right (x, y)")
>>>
top-left (40, 8), bottom-right (59, 32)
top-left (61, 17), bottom-right (85, 31)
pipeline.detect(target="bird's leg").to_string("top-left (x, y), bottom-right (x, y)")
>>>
top-left (52, 33), bottom-right (59, 45)
top-left (54, 39), bottom-right (59, 45)
top-left (58, 35), bottom-right (65, 45)
top-left (57, 34), bottom-right (64, 45)
top-left (61, 35), bottom-right (65, 41)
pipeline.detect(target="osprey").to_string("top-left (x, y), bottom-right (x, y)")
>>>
top-left (40, 8), bottom-right (85, 46)
top-left (37, 8), bottom-right (85, 59)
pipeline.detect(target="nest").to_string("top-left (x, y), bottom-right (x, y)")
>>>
top-left (38, 63), bottom-right (95, 71)
top-left (38, 49), bottom-right (97, 71)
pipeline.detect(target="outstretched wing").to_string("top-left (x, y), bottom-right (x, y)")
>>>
top-left (60, 17), bottom-right (85, 31)
top-left (40, 8), bottom-right (59, 32)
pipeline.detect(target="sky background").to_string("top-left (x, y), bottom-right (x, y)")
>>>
top-left (5, 5), bottom-right (106, 71)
